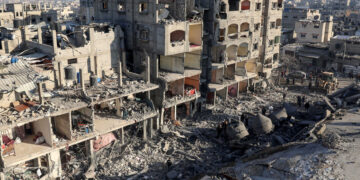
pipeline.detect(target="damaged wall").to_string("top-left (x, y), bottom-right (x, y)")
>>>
top-left (33, 118), bottom-right (53, 146)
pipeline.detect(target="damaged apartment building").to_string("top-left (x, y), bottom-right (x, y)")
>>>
top-left (79, 0), bottom-right (282, 119)
top-left (0, 23), bottom-right (160, 178)
top-left (200, 0), bottom-right (283, 105)
top-left (0, 0), bottom-right (283, 178)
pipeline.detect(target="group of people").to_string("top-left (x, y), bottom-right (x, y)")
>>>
top-left (297, 95), bottom-right (310, 111)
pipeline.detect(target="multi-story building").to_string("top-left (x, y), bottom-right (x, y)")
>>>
top-left (294, 16), bottom-right (333, 43)
top-left (260, 0), bottom-right (283, 77)
top-left (0, 24), bottom-right (159, 179)
top-left (329, 35), bottom-right (360, 72)
top-left (79, 0), bottom-right (203, 122)
top-left (282, 8), bottom-right (320, 31)
top-left (0, 0), bottom-right (283, 178)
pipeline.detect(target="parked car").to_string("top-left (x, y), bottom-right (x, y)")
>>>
top-left (287, 71), bottom-right (307, 79)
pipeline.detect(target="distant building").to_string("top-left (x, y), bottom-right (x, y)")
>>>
top-left (294, 16), bottom-right (333, 43)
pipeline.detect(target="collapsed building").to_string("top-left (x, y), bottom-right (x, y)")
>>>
top-left (0, 0), bottom-right (283, 178)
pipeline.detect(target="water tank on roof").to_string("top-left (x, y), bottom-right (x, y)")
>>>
top-left (64, 65), bottom-right (76, 80)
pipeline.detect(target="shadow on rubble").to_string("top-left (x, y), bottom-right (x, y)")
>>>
top-left (94, 111), bottom-right (237, 180)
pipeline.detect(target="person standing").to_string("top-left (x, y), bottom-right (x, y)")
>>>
top-left (297, 96), bottom-right (302, 107)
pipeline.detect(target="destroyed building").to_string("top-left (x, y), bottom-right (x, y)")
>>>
top-left (0, 0), bottom-right (283, 178)
top-left (0, 23), bottom-right (160, 179)
top-left (200, 0), bottom-right (283, 105)
top-left (329, 35), bottom-right (360, 73)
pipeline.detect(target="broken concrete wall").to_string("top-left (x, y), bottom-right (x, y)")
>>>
top-left (184, 51), bottom-right (201, 69)
top-left (224, 64), bottom-right (235, 80)
top-left (26, 40), bottom-right (54, 55)
top-left (0, 91), bottom-right (16, 108)
top-left (160, 55), bottom-right (184, 74)
top-left (53, 113), bottom-right (72, 140)
top-left (33, 118), bottom-right (53, 146)
top-left (211, 68), bottom-right (224, 84)
top-left (238, 80), bottom-right (248, 93)
top-left (168, 79), bottom-right (184, 96)
top-left (185, 75), bottom-right (200, 91)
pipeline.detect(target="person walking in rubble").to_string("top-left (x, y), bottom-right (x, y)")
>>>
top-left (216, 123), bottom-right (223, 139)
top-left (283, 93), bottom-right (287, 101)
top-left (297, 96), bottom-right (302, 107)
top-left (302, 96), bottom-right (306, 106)
top-left (305, 102), bottom-right (310, 112)
top-left (308, 80), bottom-right (312, 90)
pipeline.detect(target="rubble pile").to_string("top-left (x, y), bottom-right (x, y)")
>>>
top-left (86, 75), bottom-right (152, 100)
top-left (94, 114), bottom-right (233, 179)
top-left (234, 143), bottom-right (344, 180)
top-left (62, 144), bottom-right (91, 179)
top-left (328, 83), bottom-right (360, 108)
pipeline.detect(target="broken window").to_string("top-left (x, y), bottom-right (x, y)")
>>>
top-left (139, 2), bottom-right (148, 13)
top-left (219, 28), bottom-right (226, 42)
top-left (102, 1), bottom-right (108, 10)
top-left (240, 23), bottom-right (249, 32)
top-left (312, 34), bottom-right (319, 39)
top-left (278, 0), bottom-right (283, 8)
top-left (139, 29), bottom-right (149, 42)
top-left (241, 0), bottom-right (250, 10)
top-left (272, 2), bottom-right (277, 9)
top-left (256, 3), bottom-right (261, 11)
top-left (118, 2), bottom-right (125, 12)
top-left (253, 43), bottom-right (258, 50)
top-left (220, 2), bottom-right (226, 13)
top-left (47, 17), bottom-right (52, 22)
top-left (229, 0), bottom-right (239, 11)
top-left (270, 22), bottom-right (276, 29)
top-left (314, 24), bottom-right (320, 28)
top-left (170, 30), bottom-right (185, 44)
top-left (16, 12), bottom-right (19, 16)
top-left (228, 24), bottom-right (239, 39)
top-left (275, 36), bottom-right (280, 43)
top-left (269, 40), bottom-right (274, 46)
top-left (300, 33), bottom-right (306, 38)
top-left (68, 58), bottom-right (77, 64)
top-left (226, 45), bottom-right (238, 60)
top-left (238, 43), bottom-right (248, 57)
top-left (273, 53), bottom-right (279, 61)
top-left (254, 23), bottom-right (260, 31)
top-left (276, 19), bottom-right (282, 28)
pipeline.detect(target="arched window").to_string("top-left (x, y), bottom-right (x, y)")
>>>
top-left (238, 43), bottom-right (248, 57)
top-left (170, 30), bottom-right (185, 43)
top-left (226, 45), bottom-right (238, 60)
top-left (241, 0), bottom-right (250, 10)
top-left (240, 23), bottom-right (250, 32)
top-left (228, 24), bottom-right (239, 39)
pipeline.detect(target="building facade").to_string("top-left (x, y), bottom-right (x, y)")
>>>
top-left (294, 16), bottom-right (333, 43)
